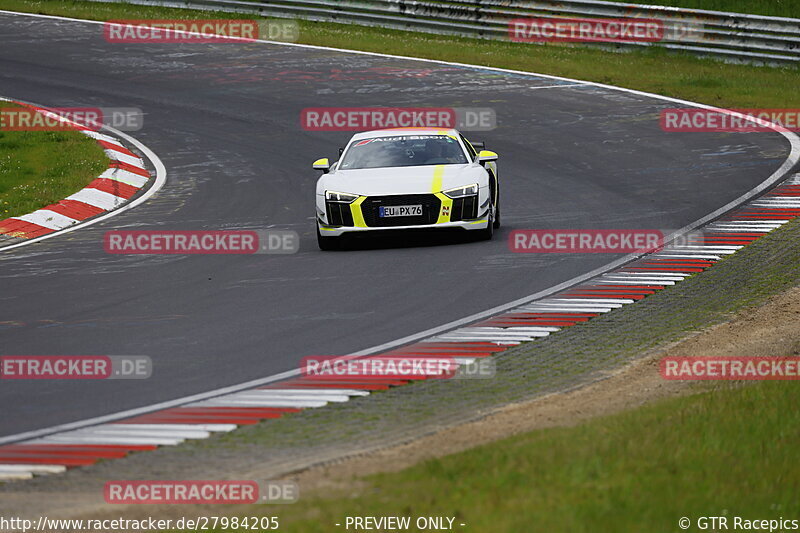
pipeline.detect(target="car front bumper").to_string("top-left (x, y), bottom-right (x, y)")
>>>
top-left (316, 187), bottom-right (491, 237)
top-left (318, 218), bottom-right (490, 237)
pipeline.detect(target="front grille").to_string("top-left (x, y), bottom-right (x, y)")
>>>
top-left (449, 196), bottom-right (478, 222)
top-left (362, 194), bottom-right (441, 228)
top-left (326, 202), bottom-right (354, 226)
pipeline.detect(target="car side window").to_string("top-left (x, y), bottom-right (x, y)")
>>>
top-left (460, 134), bottom-right (477, 160)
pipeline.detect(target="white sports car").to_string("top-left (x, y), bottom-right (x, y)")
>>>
top-left (314, 127), bottom-right (499, 250)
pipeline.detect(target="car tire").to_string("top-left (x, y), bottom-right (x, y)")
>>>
top-left (493, 197), bottom-right (501, 229)
top-left (317, 226), bottom-right (339, 251)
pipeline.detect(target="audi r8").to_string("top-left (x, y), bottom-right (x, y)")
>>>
top-left (314, 128), bottom-right (499, 250)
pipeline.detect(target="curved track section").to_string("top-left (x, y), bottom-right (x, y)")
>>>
top-left (0, 12), bottom-right (793, 439)
top-left (0, 98), bottom-right (165, 251)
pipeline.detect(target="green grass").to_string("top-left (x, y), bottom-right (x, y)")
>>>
top-left (0, 0), bottom-right (797, 114)
top-left (0, 102), bottom-right (108, 219)
top-left (249, 381), bottom-right (799, 533)
top-left (603, 0), bottom-right (798, 18)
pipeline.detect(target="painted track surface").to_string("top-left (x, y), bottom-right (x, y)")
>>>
top-left (0, 13), bottom-right (791, 438)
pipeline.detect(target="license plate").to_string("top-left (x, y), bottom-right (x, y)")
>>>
top-left (379, 205), bottom-right (423, 217)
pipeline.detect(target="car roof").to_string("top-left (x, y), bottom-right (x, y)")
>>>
top-left (350, 127), bottom-right (461, 141)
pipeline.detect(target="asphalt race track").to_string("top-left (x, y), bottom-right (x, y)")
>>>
top-left (0, 12), bottom-right (791, 438)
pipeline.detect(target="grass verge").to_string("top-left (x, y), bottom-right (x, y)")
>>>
top-left (263, 381), bottom-right (799, 533)
top-left (0, 0), bottom-right (797, 112)
top-left (0, 102), bottom-right (107, 219)
top-left (603, 0), bottom-right (798, 18)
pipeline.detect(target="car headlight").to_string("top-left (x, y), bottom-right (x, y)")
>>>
top-left (443, 184), bottom-right (478, 199)
top-left (325, 190), bottom-right (359, 203)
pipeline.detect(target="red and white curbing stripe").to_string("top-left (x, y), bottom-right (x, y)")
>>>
top-left (2, 173), bottom-right (800, 480)
top-left (0, 103), bottom-right (151, 244)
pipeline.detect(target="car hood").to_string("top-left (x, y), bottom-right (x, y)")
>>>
top-left (320, 164), bottom-right (483, 196)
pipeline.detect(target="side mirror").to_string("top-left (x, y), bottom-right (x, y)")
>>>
top-left (477, 150), bottom-right (498, 164)
top-left (339, 147), bottom-right (344, 157)
top-left (313, 158), bottom-right (330, 173)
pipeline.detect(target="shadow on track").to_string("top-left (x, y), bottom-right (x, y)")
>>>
top-left (329, 228), bottom-right (489, 251)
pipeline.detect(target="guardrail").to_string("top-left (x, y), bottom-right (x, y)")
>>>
top-left (95, 0), bottom-right (800, 65)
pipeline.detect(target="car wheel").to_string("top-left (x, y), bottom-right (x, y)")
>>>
top-left (493, 197), bottom-right (501, 229)
top-left (317, 226), bottom-right (339, 251)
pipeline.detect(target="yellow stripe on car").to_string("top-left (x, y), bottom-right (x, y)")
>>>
top-left (435, 193), bottom-right (453, 224)
top-left (431, 165), bottom-right (452, 224)
top-left (431, 164), bottom-right (445, 193)
top-left (350, 196), bottom-right (368, 227)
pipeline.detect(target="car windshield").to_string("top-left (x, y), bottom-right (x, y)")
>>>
top-left (339, 135), bottom-right (468, 170)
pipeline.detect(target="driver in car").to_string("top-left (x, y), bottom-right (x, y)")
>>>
top-left (425, 138), bottom-right (461, 164)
